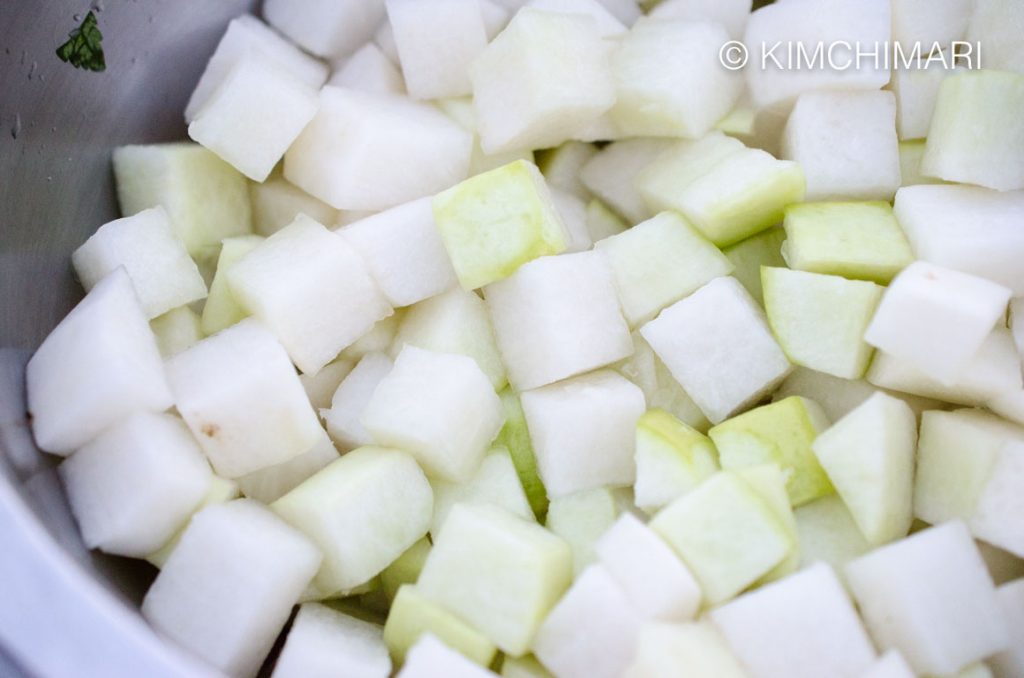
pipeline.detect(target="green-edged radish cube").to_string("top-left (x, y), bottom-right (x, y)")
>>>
top-left (150, 305), bottom-right (203, 358)
top-left (416, 504), bottom-right (572, 656)
top-left (586, 199), bottom-right (628, 242)
top-left (922, 70), bottom-right (1024, 192)
top-left (381, 538), bottom-right (431, 601)
top-left (723, 226), bottom-right (786, 306)
top-left (650, 471), bottom-right (794, 604)
top-left (595, 211), bottom-right (733, 326)
top-left (794, 495), bottom-right (871, 575)
top-left (200, 234), bottom-right (264, 335)
top-left (433, 160), bottom-right (567, 291)
top-left (546, 486), bottom-right (631, 576)
top-left (633, 409), bottom-right (718, 515)
top-left (272, 447), bottom-right (433, 597)
top-left (762, 267), bottom-right (884, 379)
top-left (708, 396), bottom-right (833, 507)
top-left (736, 463), bottom-right (800, 583)
top-left (272, 603), bottom-right (391, 678)
top-left (236, 432), bottom-right (339, 504)
top-left (496, 388), bottom-right (549, 519)
top-left (624, 621), bottom-right (748, 678)
top-left (384, 585), bottom-right (497, 667)
top-left (812, 393), bottom-right (917, 546)
top-left (502, 655), bottom-right (553, 678)
top-left (113, 143), bottom-right (252, 258)
top-left (898, 140), bottom-right (946, 187)
top-left (580, 138), bottom-right (673, 224)
top-left (430, 447), bottom-right (534, 537)
top-left (781, 202), bottom-right (915, 285)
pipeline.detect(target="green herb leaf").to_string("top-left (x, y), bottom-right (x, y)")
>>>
top-left (56, 11), bottom-right (106, 72)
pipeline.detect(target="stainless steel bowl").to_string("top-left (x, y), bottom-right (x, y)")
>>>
top-left (0, 3), bottom-right (257, 674)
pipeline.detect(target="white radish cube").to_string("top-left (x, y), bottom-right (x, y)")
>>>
top-left (710, 563), bottom-right (877, 678)
top-left (150, 305), bottom-right (203, 358)
top-left (328, 43), bottom-right (405, 95)
top-left (970, 440), bottom-right (1024, 558)
top-left (339, 197), bottom-right (458, 307)
top-left (595, 211), bottom-right (733, 327)
top-left (237, 432), bottom-right (339, 504)
top-left (812, 393), bottom-right (917, 545)
top-left (891, 0), bottom-right (972, 47)
top-left (782, 91), bottom-right (901, 201)
top-left (251, 175), bottom-right (339, 238)
top-left (547, 487), bottom-right (630, 575)
top-left (485, 251), bottom-right (633, 391)
top-left (549, 189), bottom-right (593, 253)
top-left (890, 60), bottom-right (960, 141)
top-left (272, 447), bottom-right (433, 596)
top-left (538, 141), bottom-right (598, 199)
top-left (648, 0), bottom-right (751, 38)
top-left (263, 0), bottom-right (386, 59)
top-left (384, 584), bottom-right (498, 667)
top-left (27, 269), bottom-right (173, 455)
top-left (471, 9), bottom-right (616, 154)
top-left (580, 138), bottom-right (672, 224)
top-left (146, 475), bottom-right (241, 569)
top-left (966, 0), bottom-right (1024, 74)
top-left (273, 603), bottom-right (391, 678)
top-left (844, 522), bottom-right (1010, 675)
top-left (640, 276), bottom-right (791, 424)
top-left (361, 346), bottom-right (504, 482)
top-left (433, 160), bottom-right (568, 291)
top-left (342, 314), bottom-right (404, 362)
top-left (59, 412), bottom-right (211, 557)
top-left (72, 207), bottom-right (206, 319)
top-left (386, 0), bottom-right (488, 100)
top-left (742, 0), bottom-right (892, 109)
top-left (113, 143), bottom-right (252, 257)
top-left (858, 651), bottom-right (915, 678)
top-left (794, 495), bottom-right (872, 574)
top-left (285, 87), bottom-right (472, 211)
top-left (737, 463), bottom-right (801, 583)
top-left (633, 409), bottom-right (718, 514)
top-left (228, 215), bottom-right (393, 375)
top-left (893, 185), bottom-right (1024, 295)
top-left (762, 267), bottom-right (884, 379)
top-left (650, 471), bottom-right (795, 604)
top-left (166, 318), bottom-right (323, 478)
top-left (596, 513), bottom-right (702, 621)
top-left (521, 369), bottom-right (645, 498)
top-left (417, 504), bottom-right (572, 656)
top-left (922, 70), bottom-right (1024, 192)
top-left (142, 500), bottom-right (321, 678)
top-left (611, 19), bottom-right (742, 138)
top-left (200, 234), bottom-right (264, 335)
top-left (774, 367), bottom-right (881, 423)
top-left (430, 448), bottom-right (533, 537)
top-left (323, 352), bottom-right (393, 450)
top-left (299, 358), bottom-right (354, 411)
top-left (528, 0), bottom-right (626, 36)
top-left (397, 635), bottom-right (497, 678)
top-left (990, 579), bottom-right (1024, 678)
top-left (533, 565), bottom-right (644, 678)
top-left (625, 621), bottom-right (748, 678)
top-left (864, 261), bottom-right (1011, 385)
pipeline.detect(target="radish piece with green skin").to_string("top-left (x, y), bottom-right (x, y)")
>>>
top-left (200, 234), bottom-right (264, 335)
top-left (781, 202), bottom-right (914, 285)
top-left (898, 140), bottom-right (946, 187)
top-left (595, 211), bottom-right (733, 327)
top-left (966, 0), bottom-right (1024, 75)
top-left (532, 564), bottom-right (645, 678)
top-left (429, 447), bottom-right (534, 538)
top-left (263, 0), bottom-right (386, 60)
top-left (864, 261), bottom-right (1012, 386)
top-left (471, 9), bottom-right (616, 154)
top-left (858, 651), bottom-right (915, 678)
top-left (844, 522), bottom-right (1010, 676)
top-left (632, 409), bottom-right (718, 515)
top-left (150, 305), bottom-right (203, 358)
top-left (397, 635), bottom-right (498, 678)
top-left (922, 70), bottom-right (1024, 192)
top-left (812, 393), bottom-right (917, 546)
top-left (383, 585), bottom-right (497, 668)
top-left (485, 251), bottom-right (633, 392)
top-left (782, 91), bottom-right (901, 202)
top-left (417, 504), bottom-right (572, 656)
top-left (616, 333), bottom-right (711, 433)
top-left (361, 345), bottom-right (504, 483)
top-left (250, 175), bottom-right (339, 238)
top-left (990, 579), bottom-right (1024, 678)
top-left (610, 19), bottom-right (742, 139)
top-left (166, 318), bottom-right (323, 478)
top-left (546, 486), bottom-right (631, 575)
top-left (625, 622), bottom-right (748, 678)
top-left (272, 603), bottom-right (391, 678)
top-left (763, 267), bottom-right (884, 380)
top-left (710, 564), bottom-right (878, 678)
top-left (794, 495), bottom-right (872, 575)
top-left (322, 352), bottom-right (393, 451)
top-left (27, 268), bottom-right (173, 455)
top-left (648, 0), bottom-right (752, 38)
top-left (537, 141), bottom-right (598, 200)
top-left (146, 475), bottom-right (240, 568)
top-left (640, 277), bottom-right (791, 425)
top-left (495, 388), bottom-right (549, 519)
top-left (650, 471), bottom-right (795, 605)
top-left (142, 500), bottom-right (322, 678)
top-left (709, 396), bottom-right (833, 507)
top-left (236, 432), bottom-right (339, 505)
top-left (502, 656), bottom-right (552, 678)
top-left (526, 0), bottom-right (628, 38)
top-left (521, 369), bottom-right (645, 498)
top-left (72, 207), bottom-right (207, 320)
top-left (737, 463), bottom-right (800, 583)
top-left (285, 87), bottom-right (472, 211)
top-left (272, 447), bottom-right (433, 597)
top-left (188, 53), bottom-right (319, 182)
top-left (113, 143), bottom-right (252, 258)
top-left (228, 215), bottom-right (393, 375)
top-left (723, 226), bottom-right (786, 306)
top-left (328, 43), bottom-right (405, 95)
top-left (59, 412), bottom-right (212, 558)
top-left (381, 538), bottom-right (431, 601)
top-left (580, 138), bottom-right (672, 224)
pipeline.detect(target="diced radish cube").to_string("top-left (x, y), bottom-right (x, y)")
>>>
top-left (722, 226), bottom-right (786, 305)
top-left (633, 409), bottom-right (718, 514)
top-left (141, 500), bottom-right (321, 678)
top-left (263, 0), bottom-right (386, 60)
top-left (858, 651), bottom-right (916, 678)
top-left (383, 585), bottom-right (497, 667)
top-left (59, 412), bottom-right (211, 557)
top-left (737, 463), bottom-right (800, 582)
top-left (323, 352), bottom-right (393, 450)
top-left (580, 138), bottom-right (672, 224)
top-left (990, 579), bottom-right (1024, 678)
top-left (430, 448), bottom-right (533, 537)
top-left (328, 43), bottom-right (405, 95)
top-left (236, 432), bottom-right (339, 504)
top-left (166, 318), bottom-right (322, 478)
top-left (617, 333), bottom-right (712, 433)
top-left (72, 207), bottom-right (206, 319)
top-left (397, 635), bottom-right (498, 678)
top-left (891, 0), bottom-right (971, 47)
top-left (150, 306), bottom-right (203, 358)
top-left (361, 346), bottom-right (503, 482)
top-left (27, 269), bottom-right (173, 455)
top-left (273, 603), bottom-right (391, 678)
top-left (299, 359), bottom-right (354, 411)
top-left (250, 174), bottom-right (340, 238)
top-left (844, 522), bottom-right (1010, 675)
top-left (624, 621), bottom-right (748, 678)
top-left (890, 60), bottom-right (961, 141)
top-left (272, 447), bottom-right (433, 596)
top-left (146, 475), bottom-right (240, 568)
top-left (969, 439), bottom-right (1024, 558)
top-left (648, 0), bottom-right (751, 38)
top-left (200, 234), bottom-right (264, 335)
top-left (966, 0), bottom-right (1024, 74)
top-left (495, 389), bottom-right (549, 519)
top-left (794, 495), bottom-right (871, 574)
top-left (381, 538), bottom-right (431, 600)
top-left (547, 486), bottom-right (631, 574)
top-left (538, 141), bottom-right (598, 199)
top-left (527, 0), bottom-right (628, 37)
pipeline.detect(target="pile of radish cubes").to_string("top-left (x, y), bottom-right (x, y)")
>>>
top-left (24, 0), bottom-right (1024, 676)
